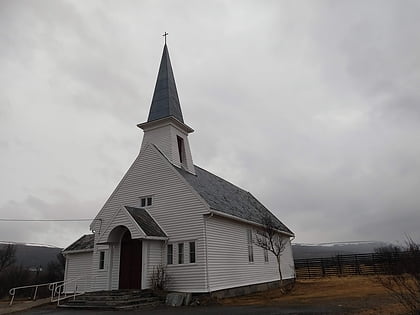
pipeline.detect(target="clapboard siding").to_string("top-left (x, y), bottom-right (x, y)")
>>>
top-left (64, 252), bottom-right (93, 293)
top-left (91, 244), bottom-right (112, 291)
top-left (141, 123), bottom-right (194, 174)
top-left (92, 144), bottom-right (208, 292)
top-left (110, 242), bottom-right (121, 290)
top-left (144, 240), bottom-right (163, 289)
top-left (206, 215), bottom-right (294, 292)
top-left (141, 125), bottom-right (173, 160)
top-left (165, 238), bottom-right (207, 292)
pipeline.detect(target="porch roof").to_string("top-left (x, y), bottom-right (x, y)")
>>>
top-left (125, 206), bottom-right (167, 237)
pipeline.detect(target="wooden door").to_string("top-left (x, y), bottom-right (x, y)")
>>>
top-left (119, 231), bottom-right (142, 289)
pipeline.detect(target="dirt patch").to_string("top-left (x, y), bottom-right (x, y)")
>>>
top-left (220, 276), bottom-right (406, 314)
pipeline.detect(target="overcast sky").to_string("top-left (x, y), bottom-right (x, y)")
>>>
top-left (1, 0), bottom-right (419, 248)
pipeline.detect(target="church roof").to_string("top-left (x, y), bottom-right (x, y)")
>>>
top-left (63, 234), bottom-right (94, 253)
top-left (147, 44), bottom-right (184, 123)
top-left (125, 206), bottom-right (167, 237)
top-left (175, 165), bottom-right (293, 235)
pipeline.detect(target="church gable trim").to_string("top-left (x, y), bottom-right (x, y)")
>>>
top-left (97, 206), bottom-right (147, 244)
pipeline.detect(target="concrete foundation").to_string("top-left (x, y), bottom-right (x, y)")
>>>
top-left (210, 278), bottom-right (295, 299)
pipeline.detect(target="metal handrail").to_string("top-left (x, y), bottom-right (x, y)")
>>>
top-left (9, 274), bottom-right (94, 306)
top-left (52, 275), bottom-right (93, 305)
top-left (9, 280), bottom-right (63, 306)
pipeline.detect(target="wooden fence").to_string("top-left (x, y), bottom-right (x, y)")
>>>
top-left (294, 252), bottom-right (407, 279)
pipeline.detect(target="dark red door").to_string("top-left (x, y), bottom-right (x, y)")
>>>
top-left (119, 231), bottom-right (142, 289)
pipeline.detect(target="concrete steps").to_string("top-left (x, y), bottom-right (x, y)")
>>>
top-left (59, 289), bottom-right (164, 310)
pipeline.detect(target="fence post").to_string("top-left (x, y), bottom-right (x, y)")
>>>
top-left (306, 259), bottom-right (311, 279)
top-left (337, 255), bottom-right (342, 275)
top-left (355, 255), bottom-right (360, 275)
top-left (321, 258), bottom-right (325, 277)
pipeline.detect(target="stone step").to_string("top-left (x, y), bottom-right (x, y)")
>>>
top-left (80, 289), bottom-right (153, 297)
top-left (59, 300), bottom-right (161, 310)
top-left (59, 290), bottom-right (164, 310)
top-left (66, 296), bottom-right (160, 306)
top-left (75, 292), bottom-right (154, 301)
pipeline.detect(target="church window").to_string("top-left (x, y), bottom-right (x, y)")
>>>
top-left (178, 243), bottom-right (184, 264)
top-left (167, 244), bottom-right (173, 265)
top-left (140, 196), bottom-right (152, 207)
top-left (177, 136), bottom-right (186, 165)
top-left (247, 229), bottom-right (254, 263)
top-left (264, 248), bottom-right (269, 263)
top-left (189, 241), bottom-right (196, 263)
top-left (99, 251), bottom-right (105, 270)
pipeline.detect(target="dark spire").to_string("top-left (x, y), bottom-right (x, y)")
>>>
top-left (147, 44), bottom-right (184, 123)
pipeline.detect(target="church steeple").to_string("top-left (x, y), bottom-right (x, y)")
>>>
top-left (138, 42), bottom-right (195, 174)
top-left (147, 44), bottom-right (184, 123)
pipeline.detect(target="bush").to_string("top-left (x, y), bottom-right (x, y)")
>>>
top-left (151, 265), bottom-right (169, 291)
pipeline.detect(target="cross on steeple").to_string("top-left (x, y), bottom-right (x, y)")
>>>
top-left (162, 32), bottom-right (168, 44)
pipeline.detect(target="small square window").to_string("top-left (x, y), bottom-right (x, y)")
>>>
top-left (140, 196), bottom-right (152, 207)
top-left (99, 251), bottom-right (105, 270)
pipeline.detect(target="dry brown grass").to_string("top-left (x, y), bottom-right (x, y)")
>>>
top-left (220, 276), bottom-right (406, 314)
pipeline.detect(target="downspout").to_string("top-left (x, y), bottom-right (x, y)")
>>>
top-left (290, 235), bottom-right (296, 279)
top-left (203, 213), bottom-right (213, 293)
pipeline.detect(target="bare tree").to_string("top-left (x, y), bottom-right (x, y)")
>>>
top-left (254, 215), bottom-right (289, 290)
top-left (0, 244), bottom-right (16, 273)
top-left (375, 237), bottom-right (420, 315)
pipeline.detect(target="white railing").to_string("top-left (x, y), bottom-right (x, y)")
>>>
top-left (51, 275), bottom-right (94, 305)
top-left (9, 280), bottom-right (62, 306)
top-left (9, 275), bottom-right (94, 306)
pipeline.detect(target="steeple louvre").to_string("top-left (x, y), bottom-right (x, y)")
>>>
top-left (147, 44), bottom-right (184, 123)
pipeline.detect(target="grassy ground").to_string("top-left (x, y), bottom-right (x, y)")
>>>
top-left (220, 276), bottom-right (406, 314)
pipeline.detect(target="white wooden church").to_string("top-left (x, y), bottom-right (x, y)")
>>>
top-left (63, 43), bottom-right (295, 295)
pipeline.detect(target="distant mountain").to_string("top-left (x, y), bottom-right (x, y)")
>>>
top-left (0, 240), bottom-right (391, 268)
top-left (0, 242), bottom-right (62, 269)
top-left (292, 241), bottom-right (389, 259)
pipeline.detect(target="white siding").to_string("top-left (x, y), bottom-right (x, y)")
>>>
top-left (206, 215), bottom-right (295, 292)
top-left (144, 240), bottom-right (164, 289)
top-left (64, 252), bottom-right (93, 293)
top-left (91, 245), bottom-right (111, 291)
top-left (91, 144), bottom-right (208, 292)
top-left (165, 238), bottom-right (207, 292)
top-left (141, 122), bottom-right (195, 174)
top-left (141, 124), bottom-right (173, 160)
top-left (109, 242), bottom-right (121, 290)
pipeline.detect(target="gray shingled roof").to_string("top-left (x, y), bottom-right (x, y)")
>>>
top-left (125, 206), bottom-right (167, 238)
top-left (147, 44), bottom-right (184, 123)
top-left (63, 234), bottom-right (94, 252)
top-left (176, 166), bottom-right (293, 235)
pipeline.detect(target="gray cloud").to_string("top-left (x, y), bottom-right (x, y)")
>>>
top-left (1, 0), bottom-right (419, 246)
